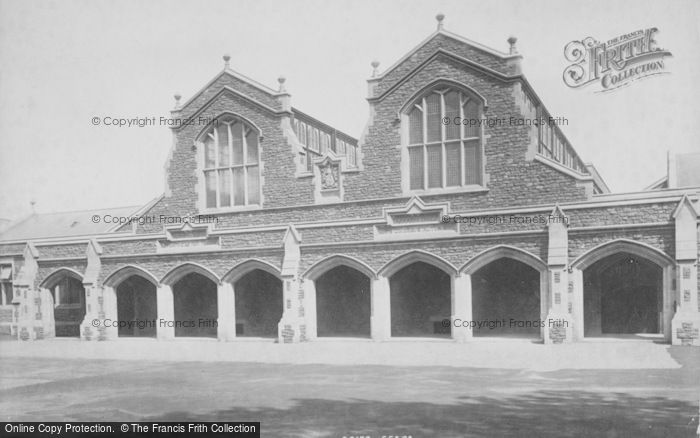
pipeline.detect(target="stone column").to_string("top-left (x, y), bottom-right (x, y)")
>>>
top-left (79, 239), bottom-right (107, 341)
top-left (14, 243), bottom-right (40, 340)
top-left (278, 276), bottom-right (306, 343)
top-left (303, 279), bottom-right (317, 341)
top-left (79, 285), bottom-right (104, 341)
top-left (156, 285), bottom-right (174, 340)
top-left (671, 195), bottom-right (700, 345)
top-left (371, 276), bottom-right (391, 341)
top-left (217, 282), bottom-right (236, 341)
top-left (569, 268), bottom-right (585, 341)
top-left (544, 205), bottom-right (573, 344)
top-left (452, 273), bottom-right (472, 342)
top-left (15, 286), bottom-right (36, 340)
top-left (277, 224), bottom-right (306, 343)
top-left (101, 286), bottom-right (119, 340)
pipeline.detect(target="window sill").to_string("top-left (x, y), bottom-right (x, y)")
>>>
top-left (297, 167), bottom-right (360, 179)
top-left (406, 185), bottom-right (489, 196)
top-left (200, 205), bottom-right (263, 214)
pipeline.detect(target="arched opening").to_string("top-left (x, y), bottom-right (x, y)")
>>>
top-left (471, 258), bottom-right (541, 338)
top-left (233, 269), bottom-right (283, 337)
top-left (389, 261), bottom-right (451, 337)
top-left (48, 275), bottom-right (86, 338)
top-left (583, 252), bottom-right (662, 336)
top-left (172, 272), bottom-right (218, 338)
top-left (115, 275), bottom-right (157, 338)
top-left (316, 265), bottom-right (371, 337)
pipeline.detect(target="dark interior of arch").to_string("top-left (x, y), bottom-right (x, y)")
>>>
top-left (471, 258), bottom-right (540, 338)
top-left (583, 252), bottom-right (662, 336)
top-left (49, 275), bottom-right (86, 337)
top-left (116, 275), bottom-right (157, 337)
top-left (390, 261), bottom-right (451, 337)
top-left (234, 269), bottom-right (283, 337)
top-left (172, 272), bottom-right (218, 337)
top-left (315, 265), bottom-right (371, 337)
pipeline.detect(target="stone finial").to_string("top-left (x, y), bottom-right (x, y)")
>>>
top-left (278, 76), bottom-right (286, 93)
top-left (173, 93), bottom-right (181, 109)
top-left (223, 54), bottom-right (231, 68)
top-left (436, 13), bottom-right (445, 30)
top-left (508, 36), bottom-right (518, 54)
top-left (371, 60), bottom-right (380, 77)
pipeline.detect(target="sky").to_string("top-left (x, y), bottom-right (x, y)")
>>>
top-left (1, 0), bottom-right (699, 220)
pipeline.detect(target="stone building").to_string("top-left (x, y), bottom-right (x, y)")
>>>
top-left (1, 16), bottom-right (698, 345)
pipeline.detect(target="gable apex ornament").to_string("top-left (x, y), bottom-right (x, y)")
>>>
top-left (672, 194), bottom-right (698, 219)
top-left (88, 238), bottom-right (103, 256)
top-left (25, 241), bottom-right (40, 259)
top-left (383, 196), bottom-right (450, 227)
top-left (283, 224), bottom-right (302, 247)
top-left (547, 204), bottom-right (569, 228)
top-left (375, 197), bottom-right (456, 240)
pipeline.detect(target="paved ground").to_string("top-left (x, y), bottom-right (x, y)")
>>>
top-left (0, 340), bottom-right (698, 437)
top-left (0, 337), bottom-right (683, 370)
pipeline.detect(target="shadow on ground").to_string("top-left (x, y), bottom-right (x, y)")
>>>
top-left (149, 391), bottom-right (697, 438)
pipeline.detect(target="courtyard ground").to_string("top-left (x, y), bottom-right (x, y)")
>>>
top-left (0, 339), bottom-right (698, 437)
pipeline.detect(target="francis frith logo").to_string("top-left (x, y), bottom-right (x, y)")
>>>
top-left (563, 28), bottom-right (672, 92)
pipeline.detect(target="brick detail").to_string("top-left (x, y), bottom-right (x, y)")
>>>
top-left (549, 325), bottom-right (567, 344)
top-left (82, 325), bottom-right (93, 341)
top-left (676, 322), bottom-right (699, 346)
top-left (281, 324), bottom-right (294, 343)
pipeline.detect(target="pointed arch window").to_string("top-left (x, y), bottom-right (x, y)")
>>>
top-left (407, 88), bottom-right (482, 190)
top-left (202, 116), bottom-right (261, 209)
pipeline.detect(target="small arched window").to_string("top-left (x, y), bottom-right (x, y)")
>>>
top-left (407, 88), bottom-right (482, 190)
top-left (202, 116), bottom-right (260, 208)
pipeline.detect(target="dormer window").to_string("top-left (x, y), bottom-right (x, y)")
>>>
top-left (294, 117), bottom-right (359, 171)
top-left (201, 116), bottom-right (261, 209)
top-left (406, 88), bottom-right (483, 191)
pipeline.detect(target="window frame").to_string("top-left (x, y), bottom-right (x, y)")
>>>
top-left (199, 115), bottom-right (262, 213)
top-left (51, 277), bottom-right (85, 310)
top-left (0, 282), bottom-right (11, 306)
top-left (293, 117), bottom-right (359, 174)
top-left (403, 87), bottom-right (486, 194)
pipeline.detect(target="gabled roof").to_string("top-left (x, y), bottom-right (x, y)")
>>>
top-left (369, 27), bottom-right (520, 84)
top-left (368, 18), bottom-right (603, 188)
top-left (0, 206), bottom-right (141, 242)
top-left (174, 62), bottom-right (355, 142)
top-left (176, 66), bottom-right (284, 113)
